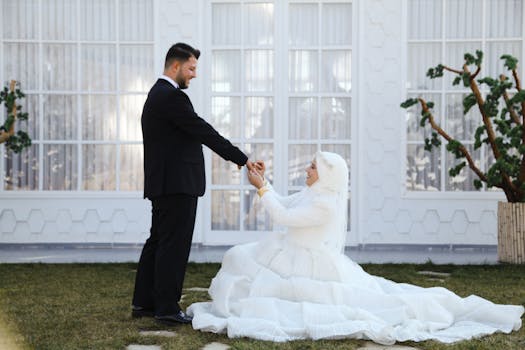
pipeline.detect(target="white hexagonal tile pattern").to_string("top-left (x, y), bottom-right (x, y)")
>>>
top-left (56, 210), bottom-right (73, 234)
top-left (368, 188), bottom-right (385, 210)
top-left (451, 210), bottom-right (469, 234)
top-left (367, 0), bottom-right (386, 24)
top-left (83, 209), bottom-right (101, 234)
top-left (111, 210), bottom-right (129, 233)
top-left (422, 210), bottom-right (440, 234)
top-left (366, 143), bottom-right (384, 164)
top-left (0, 209), bottom-right (17, 233)
top-left (28, 209), bottom-right (45, 233)
top-left (479, 210), bottom-right (496, 235)
top-left (367, 24), bottom-right (385, 48)
top-left (368, 211), bottom-right (383, 234)
top-left (381, 199), bottom-right (398, 222)
top-left (394, 210), bottom-right (413, 234)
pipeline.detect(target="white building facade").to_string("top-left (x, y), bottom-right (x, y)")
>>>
top-left (0, 0), bottom-right (523, 247)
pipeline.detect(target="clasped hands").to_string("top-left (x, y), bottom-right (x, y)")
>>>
top-left (245, 160), bottom-right (265, 189)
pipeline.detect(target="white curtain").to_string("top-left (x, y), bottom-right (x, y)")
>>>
top-left (1, 0), bottom-right (154, 191)
top-left (406, 0), bottom-right (523, 192)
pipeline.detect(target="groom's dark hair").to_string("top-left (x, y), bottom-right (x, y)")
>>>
top-left (165, 43), bottom-right (201, 68)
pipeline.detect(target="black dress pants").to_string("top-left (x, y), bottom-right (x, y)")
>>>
top-left (132, 194), bottom-right (198, 316)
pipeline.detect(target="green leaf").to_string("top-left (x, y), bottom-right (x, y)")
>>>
top-left (449, 161), bottom-right (466, 177)
top-left (473, 179), bottom-right (483, 190)
top-left (463, 94), bottom-right (477, 115)
top-left (426, 64), bottom-right (444, 79)
top-left (452, 76), bottom-right (462, 86)
top-left (400, 98), bottom-right (419, 109)
top-left (501, 54), bottom-right (518, 70)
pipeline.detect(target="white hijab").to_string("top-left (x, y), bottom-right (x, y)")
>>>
top-left (310, 151), bottom-right (349, 253)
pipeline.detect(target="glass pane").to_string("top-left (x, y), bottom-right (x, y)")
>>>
top-left (17, 93), bottom-right (39, 140)
top-left (120, 144), bottom-right (143, 191)
top-left (211, 191), bottom-right (240, 230)
top-left (4, 43), bottom-right (39, 90)
top-left (408, 0), bottom-right (442, 40)
top-left (321, 97), bottom-right (351, 140)
top-left (119, 94), bottom-right (146, 141)
top-left (289, 4), bottom-right (318, 45)
top-left (41, 0), bottom-right (77, 40)
top-left (445, 0), bottom-right (482, 39)
top-left (445, 144), bottom-right (481, 191)
top-left (321, 50), bottom-right (351, 93)
top-left (43, 144), bottom-right (78, 190)
top-left (212, 143), bottom-right (242, 185)
top-left (289, 50), bottom-right (318, 92)
top-left (245, 97), bottom-right (273, 139)
top-left (289, 97), bottom-right (318, 140)
top-left (288, 144), bottom-right (317, 187)
top-left (486, 0), bottom-right (522, 38)
top-left (444, 42), bottom-right (482, 89)
top-left (407, 43), bottom-right (442, 90)
top-left (321, 144), bottom-right (351, 186)
top-left (82, 95), bottom-right (117, 140)
top-left (486, 41), bottom-right (522, 79)
top-left (406, 93), bottom-right (441, 142)
top-left (244, 3), bottom-right (274, 45)
top-left (211, 97), bottom-right (241, 138)
top-left (445, 93), bottom-right (482, 141)
top-left (80, 0), bottom-right (116, 41)
top-left (4, 144), bottom-right (39, 190)
top-left (246, 50), bottom-right (273, 92)
top-left (43, 95), bottom-right (77, 140)
top-left (407, 144), bottom-right (441, 191)
top-left (81, 45), bottom-right (117, 91)
top-left (120, 45), bottom-right (155, 92)
top-left (2, 0), bottom-right (39, 39)
top-left (43, 44), bottom-right (77, 91)
top-left (212, 3), bottom-right (241, 45)
top-left (119, 0), bottom-right (153, 41)
top-left (212, 51), bottom-right (241, 92)
top-left (244, 143), bottom-right (274, 184)
top-left (322, 3), bottom-right (352, 45)
top-left (82, 145), bottom-right (116, 190)
top-left (244, 190), bottom-right (273, 231)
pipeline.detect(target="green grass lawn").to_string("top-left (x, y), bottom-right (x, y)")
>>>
top-left (0, 262), bottom-right (524, 350)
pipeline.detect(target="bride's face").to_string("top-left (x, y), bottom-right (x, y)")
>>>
top-left (305, 160), bottom-right (319, 186)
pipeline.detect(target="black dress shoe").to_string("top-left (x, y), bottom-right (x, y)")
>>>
top-left (131, 305), bottom-right (155, 318)
top-left (155, 311), bottom-right (193, 325)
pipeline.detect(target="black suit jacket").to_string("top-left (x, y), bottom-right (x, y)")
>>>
top-left (142, 79), bottom-right (248, 199)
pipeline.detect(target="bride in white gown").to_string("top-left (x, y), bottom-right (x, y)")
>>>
top-left (187, 151), bottom-right (524, 345)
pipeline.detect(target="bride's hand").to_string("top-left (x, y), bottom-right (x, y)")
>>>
top-left (247, 170), bottom-right (264, 189)
top-left (255, 160), bottom-right (265, 178)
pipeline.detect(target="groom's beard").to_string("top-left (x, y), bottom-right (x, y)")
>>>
top-left (175, 74), bottom-right (189, 89)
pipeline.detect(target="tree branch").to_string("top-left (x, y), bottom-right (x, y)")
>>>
top-left (0, 80), bottom-right (17, 145)
top-left (418, 98), bottom-right (488, 183)
top-left (500, 75), bottom-right (522, 125)
top-left (443, 66), bottom-right (463, 75)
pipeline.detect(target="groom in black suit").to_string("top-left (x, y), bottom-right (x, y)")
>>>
top-left (132, 43), bottom-right (253, 325)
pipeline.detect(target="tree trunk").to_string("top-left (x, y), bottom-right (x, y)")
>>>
top-left (498, 202), bottom-right (525, 264)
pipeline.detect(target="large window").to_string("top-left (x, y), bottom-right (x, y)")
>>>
top-left (406, 0), bottom-right (524, 191)
top-left (208, 0), bottom-right (352, 237)
top-left (1, 0), bottom-right (154, 191)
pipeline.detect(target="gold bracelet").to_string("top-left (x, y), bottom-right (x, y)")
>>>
top-left (257, 187), bottom-right (269, 198)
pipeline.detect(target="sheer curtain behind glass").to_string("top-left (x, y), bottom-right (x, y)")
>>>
top-left (406, 0), bottom-right (523, 192)
top-left (210, 2), bottom-right (274, 233)
top-left (288, 2), bottom-right (352, 230)
top-left (1, 0), bottom-right (153, 191)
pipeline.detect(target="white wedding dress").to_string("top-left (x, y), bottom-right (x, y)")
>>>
top-left (188, 152), bottom-right (524, 345)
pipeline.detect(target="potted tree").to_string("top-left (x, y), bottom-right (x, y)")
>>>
top-left (401, 51), bottom-right (525, 264)
top-left (0, 80), bottom-right (31, 153)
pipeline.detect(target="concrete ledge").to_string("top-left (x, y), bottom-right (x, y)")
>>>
top-left (0, 243), bottom-right (498, 264)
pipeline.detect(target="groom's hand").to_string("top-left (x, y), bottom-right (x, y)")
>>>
top-left (239, 160), bottom-right (255, 171)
